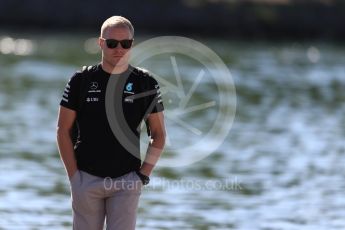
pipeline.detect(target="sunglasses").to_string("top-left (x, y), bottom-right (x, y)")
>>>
top-left (100, 38), bottom-right (133, 49)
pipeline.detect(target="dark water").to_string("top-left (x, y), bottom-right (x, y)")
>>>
top-left (0, 33), bottom-right (345, 229)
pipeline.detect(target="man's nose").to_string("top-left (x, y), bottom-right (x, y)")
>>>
top-left (115, 43), bottom-right (122, 49)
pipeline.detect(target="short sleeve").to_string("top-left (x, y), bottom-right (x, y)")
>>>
top-left (59, 73), bottom-right (82, 111)
top-left (144, 76), bottom-right (164, 114)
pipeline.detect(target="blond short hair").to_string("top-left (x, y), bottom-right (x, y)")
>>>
top-left (100, 16), bottom-right (134, 38)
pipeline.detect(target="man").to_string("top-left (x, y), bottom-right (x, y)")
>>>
top-left (56, 16), bottom-right (166, 230)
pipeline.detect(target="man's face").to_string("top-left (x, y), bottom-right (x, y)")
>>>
top-left (99, 26), bottom-right (133, 68)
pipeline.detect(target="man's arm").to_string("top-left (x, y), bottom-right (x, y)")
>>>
top-left (56, 106), bottom-right (78, 179)
top-left (140, 111), bottom-right (166, 176)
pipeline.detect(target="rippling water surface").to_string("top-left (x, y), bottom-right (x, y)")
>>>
top-left (0, 33), bottom-right (345, 229)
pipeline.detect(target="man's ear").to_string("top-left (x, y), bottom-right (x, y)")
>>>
top-left (98, 38), bottom-right (103, 49)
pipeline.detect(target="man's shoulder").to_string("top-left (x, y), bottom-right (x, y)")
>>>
top-left (131, 66), bottom-right (159, 84)
top-left (131, 66), bottom-right (152, 78)
top-left (71, 64), bottom-right (99, 80)
top-left (76, 64), bottom-right (99, 75)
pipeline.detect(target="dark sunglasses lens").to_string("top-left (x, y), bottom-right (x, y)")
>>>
top-left (106, 39), bottom-right (118, 48)
top-left (120, 40), bottom-right (133, 49)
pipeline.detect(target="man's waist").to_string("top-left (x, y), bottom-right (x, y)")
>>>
top-left (77, 159), bottom-right (141, 178)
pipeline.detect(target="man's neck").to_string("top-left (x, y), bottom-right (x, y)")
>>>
top-left (101, 61), bottom-right (129, 74)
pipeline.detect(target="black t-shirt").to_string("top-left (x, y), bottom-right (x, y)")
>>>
top-left (60, 64), bottom-right (164, 178)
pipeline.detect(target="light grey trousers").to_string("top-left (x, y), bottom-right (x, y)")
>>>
top-left (69, 170), bottom-right (143, 230)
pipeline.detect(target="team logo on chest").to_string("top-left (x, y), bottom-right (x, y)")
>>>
top-left (88, 82), bottom-right (101, 93)
top-left (124, 82), bottom-right (135, 95)
top-left (90, 82), bottom-right (98, 90)
top-left (126, 82), bottom-right (133, 91)
top-left (124, 82), bottom-right (135, 103)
